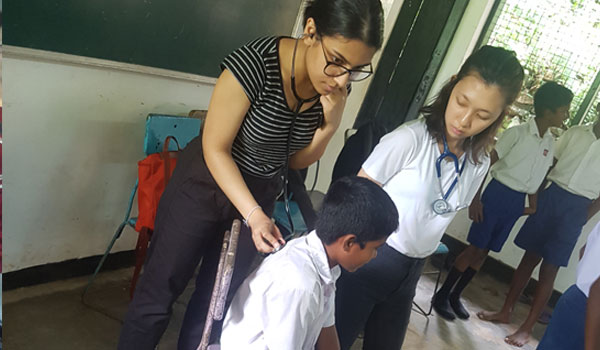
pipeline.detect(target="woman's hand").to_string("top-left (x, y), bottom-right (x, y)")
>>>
top-left (289, 86), bottom-right (347, 169)
top-left (320, 85), bottom-right (347, 131)
top-left (247, 209), bottom-right (286, 253)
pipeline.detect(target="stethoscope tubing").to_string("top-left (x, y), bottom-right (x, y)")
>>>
top-left (436, 135), bottom-right (466, 202)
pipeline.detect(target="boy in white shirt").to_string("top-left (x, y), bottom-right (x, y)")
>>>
top-left (433, 82), bottom-right (573, 321)
top-left (537, 220), bottom-right (600, 350)
top-left (480, 118), bottom-right (600, 347)
top-left (220, 176), bottom-right (399, 350)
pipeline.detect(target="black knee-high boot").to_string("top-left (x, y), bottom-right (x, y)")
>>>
top-left (449, 267), bottom-right (477, 319)
top-left (432, 266), bottom-right (464, 320)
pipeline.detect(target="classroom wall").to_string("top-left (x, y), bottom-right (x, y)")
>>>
top-left (2, 51), bottom-right (215, 272)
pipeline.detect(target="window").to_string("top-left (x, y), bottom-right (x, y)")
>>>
top-left (481, 0), bottom-right (600, 125)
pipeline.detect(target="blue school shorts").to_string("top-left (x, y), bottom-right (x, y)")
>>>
top-left (467, 179), bottom-right (526, 252)
top-left (514, 183), bottom-right (591, 267)
top-left (537, 284), bottom-right (586, 350)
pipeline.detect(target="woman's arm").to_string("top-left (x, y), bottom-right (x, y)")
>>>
top-left (203, 69), bottom-right (283, 253)
top-left (289, 86), bottom-right (347, 169)
top-left (469, 149), bottom-right (498, 222)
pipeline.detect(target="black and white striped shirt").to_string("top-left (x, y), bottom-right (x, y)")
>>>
top-left (221, 36), bottom-right (325, 179)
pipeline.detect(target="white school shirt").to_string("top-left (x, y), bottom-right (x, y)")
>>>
top-left (576, 221), bottom-right (600, 297)
top-left (362, 119), bottom-right (489, 258)
top-left (490, 118), bottom-right (555, 194)
top-left (220, 231), bottom-right (341, 350)
top-left (547, 125), bottom-right (600, 200)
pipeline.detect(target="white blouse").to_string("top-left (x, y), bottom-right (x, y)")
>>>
top-left (363, 119), bottom-right (489, 258)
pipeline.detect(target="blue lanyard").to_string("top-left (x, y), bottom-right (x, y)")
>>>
top-left (436, 135), bottom-right (467, 201)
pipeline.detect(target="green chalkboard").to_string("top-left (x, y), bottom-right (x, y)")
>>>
top-left (4, 0), bottom-right (303, 77)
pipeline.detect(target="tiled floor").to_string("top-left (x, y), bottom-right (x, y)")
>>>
top-left (4, 262), bottom-right (546, 349)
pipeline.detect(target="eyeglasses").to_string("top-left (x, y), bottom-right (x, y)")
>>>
top-left (320, 39), bottom-right (373, 82)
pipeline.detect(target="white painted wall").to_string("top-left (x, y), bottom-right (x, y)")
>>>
top-left (3, 51), bottom-right (215, 272)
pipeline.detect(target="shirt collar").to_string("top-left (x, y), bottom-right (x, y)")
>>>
top-left (305, 231), bottom-right (341, 285)
top-left (527, 118), bottom-right (541, 137)
top-left (528, 117), bottom-right (557, 139)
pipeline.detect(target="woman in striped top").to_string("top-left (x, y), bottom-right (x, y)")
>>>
top-left (119, 1), bottom-right (385, 349)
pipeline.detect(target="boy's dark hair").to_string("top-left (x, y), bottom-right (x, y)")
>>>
top-left (533, 82), bottom-right (573, 117)
top-left (303, 0), bottom-right (384, 49)
top-left (421, 45), bottom-right (524, 164)
top-left (315, 176), bottom-right (398, 246)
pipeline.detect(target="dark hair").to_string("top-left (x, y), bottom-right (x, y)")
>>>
top-left (303, 0), bottom-right (384, 49)
top-left (315, 176), bottom-right (398, 246)
top-left (421, 45), bottom-right (524, 164)
top-left (533, 82), bottom-right (573, 117)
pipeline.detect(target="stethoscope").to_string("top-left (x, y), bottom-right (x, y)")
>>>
top-left (431, 134), bottom-right (467, 215)
top-left (279, 37), bottom-right (320, 241)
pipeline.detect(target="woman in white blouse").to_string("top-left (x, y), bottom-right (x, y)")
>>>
top-left (334, 45), bottom-right (525, 350)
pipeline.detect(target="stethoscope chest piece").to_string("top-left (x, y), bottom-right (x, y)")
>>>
top-left (432, 198), bottom-right (451, 215)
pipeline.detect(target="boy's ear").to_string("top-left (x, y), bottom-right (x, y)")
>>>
top-left (340, 234), bottom-right (358, 252)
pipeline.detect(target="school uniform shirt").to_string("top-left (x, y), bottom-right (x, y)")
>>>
top-left (220, 231), bottom-right (341, 350)
top-left (576, 221), bottom-right (600, 297)
top-left (490, 118), bottom-right (554, 194)
top-left (548, 125), bottom-right (600, 200)
top-left (362, 118), bottom-right (490, 258)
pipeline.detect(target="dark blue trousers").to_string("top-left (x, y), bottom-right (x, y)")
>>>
top-left (335, 244), bottom-right (426, 350)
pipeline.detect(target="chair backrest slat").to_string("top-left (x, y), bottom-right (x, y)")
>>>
top-left (144, 114), bottom-right (202, 155)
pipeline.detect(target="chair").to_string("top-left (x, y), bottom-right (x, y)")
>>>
top-left (197, 219), bottom-right (241, 350)
top-left (412, 242), bottom-right (450, 317)
top-left (82, 114), bottom-right (202, 300)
